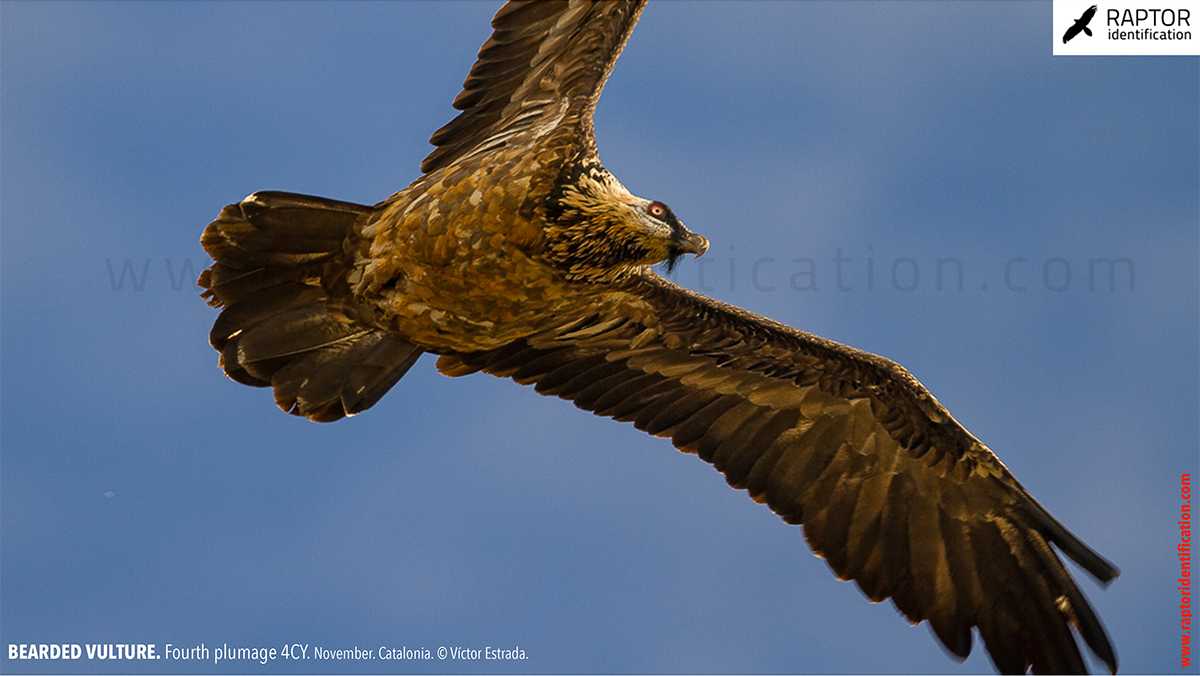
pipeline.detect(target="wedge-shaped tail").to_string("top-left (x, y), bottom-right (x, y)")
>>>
top-left (199, 192), bottom-right (422, 422)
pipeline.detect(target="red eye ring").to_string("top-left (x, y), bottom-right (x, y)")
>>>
top-left (648, 202), bottom-right (666, 218)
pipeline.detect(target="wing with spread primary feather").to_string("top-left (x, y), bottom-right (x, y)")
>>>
top-left (436, 272), bottom-right (1119, 675)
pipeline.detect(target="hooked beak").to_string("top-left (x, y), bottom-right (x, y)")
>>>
top-left (662, 225), bottom-right (709, 274)
top-left (676, 229), bottom-right (709, 258)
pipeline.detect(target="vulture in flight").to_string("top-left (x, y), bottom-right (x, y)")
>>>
top-left (198, 1), bottom-right (1118, 673)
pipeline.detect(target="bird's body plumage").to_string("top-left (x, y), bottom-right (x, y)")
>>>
top-left (199, 1), bottom-right (1117, 672)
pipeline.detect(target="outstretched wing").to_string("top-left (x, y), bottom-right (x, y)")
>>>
top-left (437, 272), bottom-right (1119, 675)
top-left (420, 0), bottom-right (646, 174)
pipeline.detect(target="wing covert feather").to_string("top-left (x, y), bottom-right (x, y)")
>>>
top-left (437, 272), bottom-right (1118, 675)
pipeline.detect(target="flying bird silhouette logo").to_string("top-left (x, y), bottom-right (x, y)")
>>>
top-left (1063, 4), bottom-right (1098, 43)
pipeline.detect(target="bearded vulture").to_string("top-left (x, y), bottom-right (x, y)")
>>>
top-left (198, 1), bottom-right (1118, 672)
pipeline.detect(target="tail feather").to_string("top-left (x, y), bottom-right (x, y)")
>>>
top-left (274, 330), bottom-right (423, 422)
top-left (199, 191), bottom-right (423, 421)
top-left (208, 282), bottom-right (326, 351)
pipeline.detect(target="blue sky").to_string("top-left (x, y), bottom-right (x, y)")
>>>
top-left (1, 1), bottom-right (1196, 674)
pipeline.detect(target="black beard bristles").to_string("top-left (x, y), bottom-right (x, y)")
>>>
top-left (660, 247), bottom-right (684, 275)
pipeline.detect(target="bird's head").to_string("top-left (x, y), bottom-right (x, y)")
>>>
top-left (544, 163), bottom-right (708, 282)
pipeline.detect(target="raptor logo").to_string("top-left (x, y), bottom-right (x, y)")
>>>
top-left (1063, 4), bottom-right (1099, 42)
